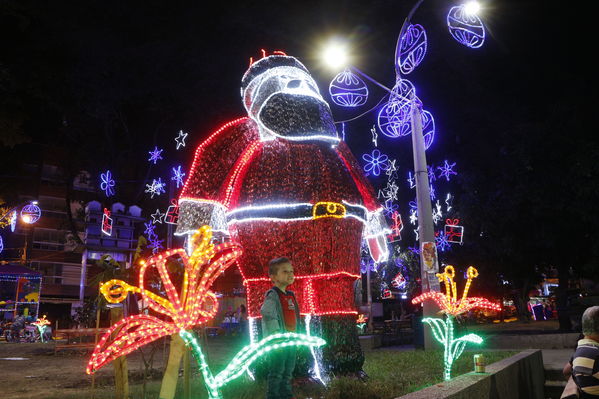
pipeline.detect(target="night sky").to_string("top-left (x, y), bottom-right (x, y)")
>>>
top-left (0, 1), bottom-right (596, 288)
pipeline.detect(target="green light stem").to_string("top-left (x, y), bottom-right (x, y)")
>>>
top-left (179, 329), bottom-right (221, 399)
top-left (179, 330), bottom-right (326, 399)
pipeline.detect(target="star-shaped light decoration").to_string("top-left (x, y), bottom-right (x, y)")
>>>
top-left (412, 265), bottom-right (501, 380)
top-left (171, 165), bottom-right (186, 188)
top-left (175, 130), bottom-right (188, 150)
top-left (148, 146), bottom-right (164, 164)
top-left (432, 200), bottom-right (443, 224)
top-left (371, 125), bottom-right (379, 147)
top-left (385, 159), bottom-right (398, 180)
top-left (151, 209), bottom-right (165, 224)
top-left (383, 180), bottom-right (399, 201)
top-left (145, 178), bottom-right (166, 198)
top-left (407, 171), bottom-right (416, 189)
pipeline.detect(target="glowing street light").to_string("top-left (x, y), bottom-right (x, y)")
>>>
top-left (321, 41), bottom-right (349, 70)
top-left (463, 1), bottom-right (481, 15)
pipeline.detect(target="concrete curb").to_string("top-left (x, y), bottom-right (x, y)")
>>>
top-left (395, 349), bottom-right (545, 399)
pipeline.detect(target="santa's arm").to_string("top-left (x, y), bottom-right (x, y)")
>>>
top-left (335, 142), bottom-right (390, 262)
top-left (176, 117), bottom-right (259, 236)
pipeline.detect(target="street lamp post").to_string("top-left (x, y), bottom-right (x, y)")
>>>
top-left (325, 0), bottom-right (442, 349)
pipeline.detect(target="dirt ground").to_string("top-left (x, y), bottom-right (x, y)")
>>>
top-left (0, 335), bottom-right (240, 399)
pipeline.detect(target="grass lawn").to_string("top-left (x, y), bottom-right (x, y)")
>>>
top-left (44, 348), bottom-right (517, 399)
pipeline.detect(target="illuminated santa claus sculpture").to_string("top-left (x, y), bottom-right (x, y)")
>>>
top-left (176, 53), bottom-right (389, 375)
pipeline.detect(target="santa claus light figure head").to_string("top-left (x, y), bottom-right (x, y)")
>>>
top-left (241, 55), bottom-right (338, 142)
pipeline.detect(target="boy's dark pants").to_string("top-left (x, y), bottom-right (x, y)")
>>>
top-left (267, 346), bottom-right (297, 399)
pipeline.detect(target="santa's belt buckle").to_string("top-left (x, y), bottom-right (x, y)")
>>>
top-left (312, 202), bottom-right (346, 219)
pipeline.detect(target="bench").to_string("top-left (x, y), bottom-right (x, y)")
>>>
top-left (54, 328), bottom-right (108, 353)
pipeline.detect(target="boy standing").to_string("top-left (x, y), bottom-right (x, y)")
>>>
top-left (261, 257), bottom-right (300, 399)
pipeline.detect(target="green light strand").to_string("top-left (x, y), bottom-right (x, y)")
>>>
top-left (423, 316), bottom-right (483, 380)
top-left (179, 330), bottom-right (326, 399)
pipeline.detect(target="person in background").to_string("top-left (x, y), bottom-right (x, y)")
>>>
top-left (564, 306), bottom-right (599, 398)
top-left (237, 304), bottom-right (248, 338)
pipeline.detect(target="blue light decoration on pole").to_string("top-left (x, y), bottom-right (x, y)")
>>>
top-left (328, 68), bottom-right (369, 107)
top-left (100, 170), bottom-right (116, 197)
top-left (397, 24), bottom-right (428, 75)
top-left (447, 3), bottom-right (486, 49)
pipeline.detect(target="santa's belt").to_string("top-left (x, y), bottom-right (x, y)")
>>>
top-left (227, 202), bottom-right (367, 223)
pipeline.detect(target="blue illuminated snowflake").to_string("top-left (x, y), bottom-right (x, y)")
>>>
top-left (430, 184), bottom-right (436, 200)
top-left (144, 221), bottom-right (157, 240)
top-left (437, 160), bottom-right (457, 182)
top-left (148, 146), bottom-right (164, 164)
top-left (427, 165), bottom-right (437, 182)
top-left (148, 237), bottom-right (164, 254)
top-left (383, 200), bottom-right (399, 217)
top-left (435, 231), bottom-right (452, 252)
top-left (397, 24), bottom-right (428, 75)
top-left (408, 246), bottom-right (420, 255)
top-left (100, 170), bottom-right (116, 197)
top-left (145, 178), bottom-right (166, 198)
top-left (329, 68), bottom-right (369, 107)
top-left (171, 165), bottom-right (186, 188)
top-left (362, 149), bottom-right (390, 177)
top-left (447, 5), bottom-right (486, 49)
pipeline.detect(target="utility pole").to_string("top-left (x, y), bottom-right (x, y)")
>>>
top-left (410, 104), bottom-right (440, 350)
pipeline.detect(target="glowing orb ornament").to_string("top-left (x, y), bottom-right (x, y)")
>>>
top-left (328, 68), bottom-right (369, 107)
top-left (20, 202), bottom-right (41, 224)
top-left (377, 79), bottom-right (418, 138)
top-left (422, 110), bottom-right (435, 150)
top-left (447, 5), bottom-right (486, 49)
top-left (397, 24), bottom-right (428, 75)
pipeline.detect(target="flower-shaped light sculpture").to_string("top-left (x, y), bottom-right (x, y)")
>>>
top-left (33, 315), bottom-right (51, 342)
top-left (88, 225), bottom-right (237, 374)
top-left (87, 226), bottom-right (325, 399)
top-left (412, 266), bottom-right (501, 380)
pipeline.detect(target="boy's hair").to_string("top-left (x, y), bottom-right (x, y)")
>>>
top-left (268, 257), bottom-right (291, 276)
